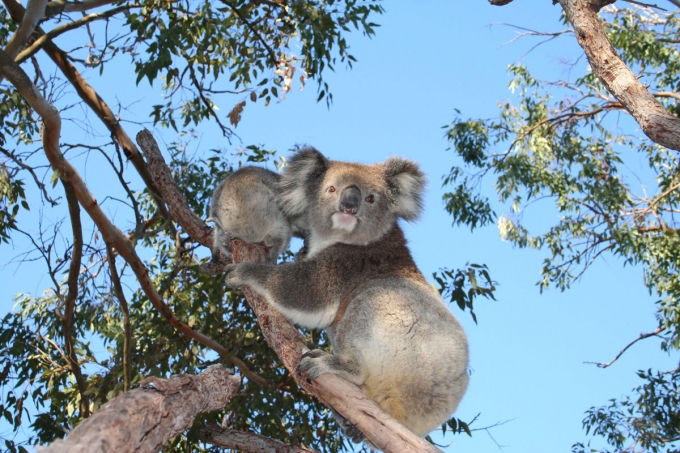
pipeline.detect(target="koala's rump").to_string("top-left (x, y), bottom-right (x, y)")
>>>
top-left (331, 276), bottom-right (469, 437)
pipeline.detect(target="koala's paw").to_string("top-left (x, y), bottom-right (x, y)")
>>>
top-left (331, 410), bottom-right (366, 444)
top-left (223, 263), bottom-right (249, 288)
top-left (297, 349), bottom-right (329, 381)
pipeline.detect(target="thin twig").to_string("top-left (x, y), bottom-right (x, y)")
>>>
top-left (15, 4), bottom-right (139, 64)
top-left (0, 146), bottom-right (59, 206)
top-left (585, 326), bottom-right (667, 368)
top-left (219, 0), bottom-right (278, 67)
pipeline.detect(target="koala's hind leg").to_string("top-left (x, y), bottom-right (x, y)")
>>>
top-left (297, 349), bottom-right (364, 385)
top-left (330, 409), bottom-right (367, 444)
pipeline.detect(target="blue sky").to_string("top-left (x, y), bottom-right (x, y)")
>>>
top-left (2, 1), bottom-right (678, 452)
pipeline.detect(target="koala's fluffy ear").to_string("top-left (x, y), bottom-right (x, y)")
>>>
top-left (384, 157), bottom-right (426, 221)
top-left (279, 147), bottom-right (330, 216)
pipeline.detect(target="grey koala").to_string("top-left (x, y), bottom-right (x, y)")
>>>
top-left (208, 166), bottom-right (305, 264)
top-left (224, 148), bottom-right (469, 445)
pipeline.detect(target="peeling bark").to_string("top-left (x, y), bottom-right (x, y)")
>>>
top-left (38, 366), bottom-right (240, 453)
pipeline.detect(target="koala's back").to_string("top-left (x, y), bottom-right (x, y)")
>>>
top-left (210, 166), bottom-right (292, 260)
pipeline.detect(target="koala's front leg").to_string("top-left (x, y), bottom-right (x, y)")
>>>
top-left (223, 262), bottom-right (273, 296)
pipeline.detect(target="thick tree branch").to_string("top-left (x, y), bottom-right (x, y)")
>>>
top-left (199, 424), bottom-right (317, 453)
top-left (38, 366), bottom-right (240, 453)
top-left (3, 0), bottom-right (46, 59)
top-left (558, 0), bottom-right (680, 151)
top-left (136, 131), bottom-right (213, 247)
top-left (138, 130), bottom-right (445, 452)
top-left (0, 49), bottom-right (267, 387)
top-left (3, 0), bottom-right (175, 229)
top-left (61, 180), bottom-right (91, 418)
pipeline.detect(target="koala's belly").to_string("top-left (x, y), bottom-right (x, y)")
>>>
top-left (332, 277), bottom-right (469, 436)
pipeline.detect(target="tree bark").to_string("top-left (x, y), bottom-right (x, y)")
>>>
top-left (199, 424), bottom-right (317, 453)
top-left (38, 366), bottom-right (240, 453)
top-left (557, 0), bottom-right (680, 151)
top-left (138, 129), bottom-right (445, 453)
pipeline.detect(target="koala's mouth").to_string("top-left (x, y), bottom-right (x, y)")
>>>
top-left (331, 211), bottom-right (358, 232)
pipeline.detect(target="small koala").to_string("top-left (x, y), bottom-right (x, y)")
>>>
top-left (224, 148), bottom-right (469, 444)
top-left (208, 166), bottom-right (305, 264)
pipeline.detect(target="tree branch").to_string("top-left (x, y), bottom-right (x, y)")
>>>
top-left (45, 0), bottom-right (122, 17)
top-left (558, 0), bottom-right (680, 151)
top-left (3, 0), bottom-right (46, 59)
top-left (61, 180), bottom-right (91, 418)
top-left (138, 130), bottom-right (445, 452)
top-left (106, 243), bottom-right (133, 390)
top-left (136, 130), bottom-right (214, 247)
top-left (38, 366), bottom-right (240, 453)
top-left (3, 0), bottom-right (176, 230)
top-left (15, 4), bottom-right (138, 64)
top-left (585, 326), bottom-right (667, 368)
top-left (0, 49), bottom-right (268, 388)
top-left (199, 424), bottom-right (317, 453)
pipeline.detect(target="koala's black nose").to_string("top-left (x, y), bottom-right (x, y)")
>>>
top-left (340, 186), bottom-right (361, 215)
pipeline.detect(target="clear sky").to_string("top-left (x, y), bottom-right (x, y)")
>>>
top-left (2, 1), bottom-right (678, 452)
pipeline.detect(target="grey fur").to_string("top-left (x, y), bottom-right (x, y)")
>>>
top-left (224, 149), bottom-right (468, 445)
top-left (209, 166), bottom-right (305, 264)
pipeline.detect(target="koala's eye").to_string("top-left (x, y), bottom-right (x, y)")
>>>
top-left (328, 186), bottom-right (336, 193)
top-left (365, 194), bottom-right (375, 204)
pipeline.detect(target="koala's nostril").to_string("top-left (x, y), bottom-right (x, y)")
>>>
top-left (340, 186), bottom-right (361, 215)
top-left (340, 204), bottom-right (358, 215)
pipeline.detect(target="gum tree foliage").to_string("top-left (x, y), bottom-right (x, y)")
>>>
top-left (446, 5), bottom-right (679, 452)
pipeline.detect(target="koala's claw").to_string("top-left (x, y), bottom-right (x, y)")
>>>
top-left (223, 263), bottom-right (242, 288)
top-left (297, 349), bottom-right (328, 380)
top-left (332, 410), bottom-right (366, 444)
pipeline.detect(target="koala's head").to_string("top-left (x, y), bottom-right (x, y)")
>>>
top-left (279, 147), bottom-right (426, 253)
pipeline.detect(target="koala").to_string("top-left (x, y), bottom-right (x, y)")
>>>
top-left (224, 148), bottom-right (469, 445)
top-left (208, 166), bottom-right (305, 264)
